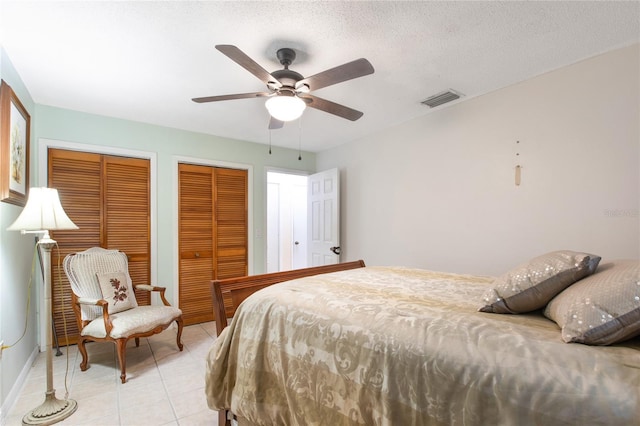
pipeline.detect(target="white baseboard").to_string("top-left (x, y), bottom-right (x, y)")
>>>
top-left (0, 345), bottom-right (39, 424)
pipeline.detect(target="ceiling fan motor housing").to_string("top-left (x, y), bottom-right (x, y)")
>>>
top-left (271, 69), bottom-right (304, 90)
top-left (271, 48), bottom-right (304, 91)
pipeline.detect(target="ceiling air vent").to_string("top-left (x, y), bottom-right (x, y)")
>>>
top-left (421, 89), bottom-right (463, 108)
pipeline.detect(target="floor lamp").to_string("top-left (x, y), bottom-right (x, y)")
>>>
top-left (8, 187), bottom-right (79, 425)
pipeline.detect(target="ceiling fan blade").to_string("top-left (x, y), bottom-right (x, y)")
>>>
top-left (216, 45), bottom-right (282, 88)
top-left (300, 94), bottom-right (364, 121)
top-left (192, 92), bottom-right (271, 103)
top-left (296, 58), bottom-right (374, 92)
top-left (268, 116), bottom-right (284, 130)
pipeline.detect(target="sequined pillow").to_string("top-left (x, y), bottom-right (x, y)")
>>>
top-left (96, 271), bottom-right (138, 314)
top-left (544, 260), bottom-right (640, 345)
top-left (478, 250), bottom-right (601, 314)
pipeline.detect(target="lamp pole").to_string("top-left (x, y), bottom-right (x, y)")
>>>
top-left (7, 187), bottom-right (79, 425)
top-left (22, 235), bottom-right (77, 425)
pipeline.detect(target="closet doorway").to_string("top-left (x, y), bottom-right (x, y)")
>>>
top-left (178, 163), bottom-right (248, 325)
top-left (266, 171), bottom-right (308, 273)
top-left (48, 147), bottom-right (152, 345)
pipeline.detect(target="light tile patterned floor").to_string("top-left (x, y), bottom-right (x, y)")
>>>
top-left (5, 322), bottom-right (219, 426)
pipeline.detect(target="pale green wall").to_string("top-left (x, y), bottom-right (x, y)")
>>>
top-left (0, 46), bottom-right (39, 421)
top-left (32, 105), bottom-right (316, 280)
top-left (1, 46), bottom-right (316, 417)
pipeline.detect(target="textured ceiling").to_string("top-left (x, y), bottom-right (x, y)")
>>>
top-left (1, 1), bottom-right (638, 152)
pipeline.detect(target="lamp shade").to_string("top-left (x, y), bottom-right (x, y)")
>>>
top-left (265, 95), bottom-right (306, 122)
top-left (7, 187), bottom-right (78, 232)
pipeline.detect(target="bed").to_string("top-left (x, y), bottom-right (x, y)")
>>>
top-left (205, 252), bottom-right (640, 425)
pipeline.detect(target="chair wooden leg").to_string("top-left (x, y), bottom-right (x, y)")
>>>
top-left (78, 338), bottom-right (89, 371)
top-left (175, 317), bottom-right (184, 351)
top-left (116, 339), bottom-right (128, 383)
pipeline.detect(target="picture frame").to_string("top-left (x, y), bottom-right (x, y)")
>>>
top-left (0, 80), bottom-right (30, 206)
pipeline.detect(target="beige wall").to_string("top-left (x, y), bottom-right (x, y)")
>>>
top-left (318, 44), bottom-right (640, 275)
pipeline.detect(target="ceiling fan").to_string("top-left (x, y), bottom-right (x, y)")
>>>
top-left (192, 45), bottom-right (375, 129)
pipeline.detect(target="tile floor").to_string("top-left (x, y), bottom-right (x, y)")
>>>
top-left (4, 322), bottom-right (219, 426)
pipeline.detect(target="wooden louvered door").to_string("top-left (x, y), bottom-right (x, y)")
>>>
top-left (178, 164), bottom-right (247, 325)
top-left (178, 163), bottom-right (214, 325)
top-left (48, 150), bottom-right (101, 344)
top-left (48, 148), bottom-right (150, 345)
top-left (214, 168), bottom-right (248, 279)
top-left (103, 156), bottom-right (151, 305)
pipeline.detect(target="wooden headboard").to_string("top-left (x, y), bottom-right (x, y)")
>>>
top-left (210, 260), bottom-right (366, 335)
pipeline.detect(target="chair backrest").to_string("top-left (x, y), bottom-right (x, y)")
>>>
top-left (64, 247), bottom-right (134, 321)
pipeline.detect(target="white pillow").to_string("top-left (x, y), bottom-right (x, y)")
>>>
top-left (96, 271), bottom-right (138, 314)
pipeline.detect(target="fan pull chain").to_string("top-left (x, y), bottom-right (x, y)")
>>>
top-left (269, 129), bottom-right (272, 155)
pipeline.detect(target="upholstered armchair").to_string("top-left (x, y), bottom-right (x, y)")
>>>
top-left (63, 247), bottom-right (184, 383)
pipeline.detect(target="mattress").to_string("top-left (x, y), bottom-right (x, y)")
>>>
top-left (205, 266), bottom-right (640, 425)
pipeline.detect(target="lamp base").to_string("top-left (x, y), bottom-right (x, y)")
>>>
top-left (22, 391), bottom-right (77, 426)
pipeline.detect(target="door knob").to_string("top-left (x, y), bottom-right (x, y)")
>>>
top-left (294, 241), bottom-right (299, 245)
top-left (330, 246), bottom-right (341, 255)
top-left (195, 252), bottom-right (200, 258)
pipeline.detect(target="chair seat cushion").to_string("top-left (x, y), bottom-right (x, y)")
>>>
top-left (81, 305), bottom-right (182, 339)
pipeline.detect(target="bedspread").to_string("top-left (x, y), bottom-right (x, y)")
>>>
top-left (205, 266), bottom-right (640, 425)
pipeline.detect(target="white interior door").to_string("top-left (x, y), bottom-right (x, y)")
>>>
top-left (308, 168), bottom-right (340, 266)
top-left (291, 182), bottom-right (308, 269)
top-left (266, 181), bottom-right (280, 272)
top-left (267, 171), bottom-right (308, 272)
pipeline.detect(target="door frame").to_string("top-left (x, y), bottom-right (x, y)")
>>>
top-left (264, 167), bottom-right (309, 272)
top-left (266, 169), bottom-right (309, 272)
top-left (173, 156), bottom-right (254, 306)
top-left (38, 138), bottom-right (158, 350)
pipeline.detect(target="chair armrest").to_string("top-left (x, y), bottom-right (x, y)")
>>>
top-left (133, 284), bottom-right (172, 306)
top-left (75, 298), bottom-right (113, 335)
top-left (134, 284), bottom-right (157, 291)
top-left (77, 297), bottom-right (104, 305)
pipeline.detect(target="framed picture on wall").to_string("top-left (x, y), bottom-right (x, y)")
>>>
top-left (0, 80), bottom-right (30, 206)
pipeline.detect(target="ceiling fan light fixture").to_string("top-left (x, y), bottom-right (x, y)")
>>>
top-left (265, 95), bottom-right (306, 121)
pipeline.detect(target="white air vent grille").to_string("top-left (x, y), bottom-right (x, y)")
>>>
top-left (421, 89), bottom-right (463, 108)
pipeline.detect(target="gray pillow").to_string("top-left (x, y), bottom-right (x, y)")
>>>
top-left (479, 250), bottom-right (601, 314)
top-left (544, 260), bottom-right (640, 345)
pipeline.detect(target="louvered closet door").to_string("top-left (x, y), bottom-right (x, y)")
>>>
top-left (49, 150), bottom-right (102, 344)
top-left (179, 164), bottom-right (215, 325)
top-left (48, 148), bottom-right (150, 345)
top-left (214, 168), bottom-right (248, 279)
top-left (178, 164), bottom-right (247, 325)
top-left (103, 156), bottom-right (151, 305)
